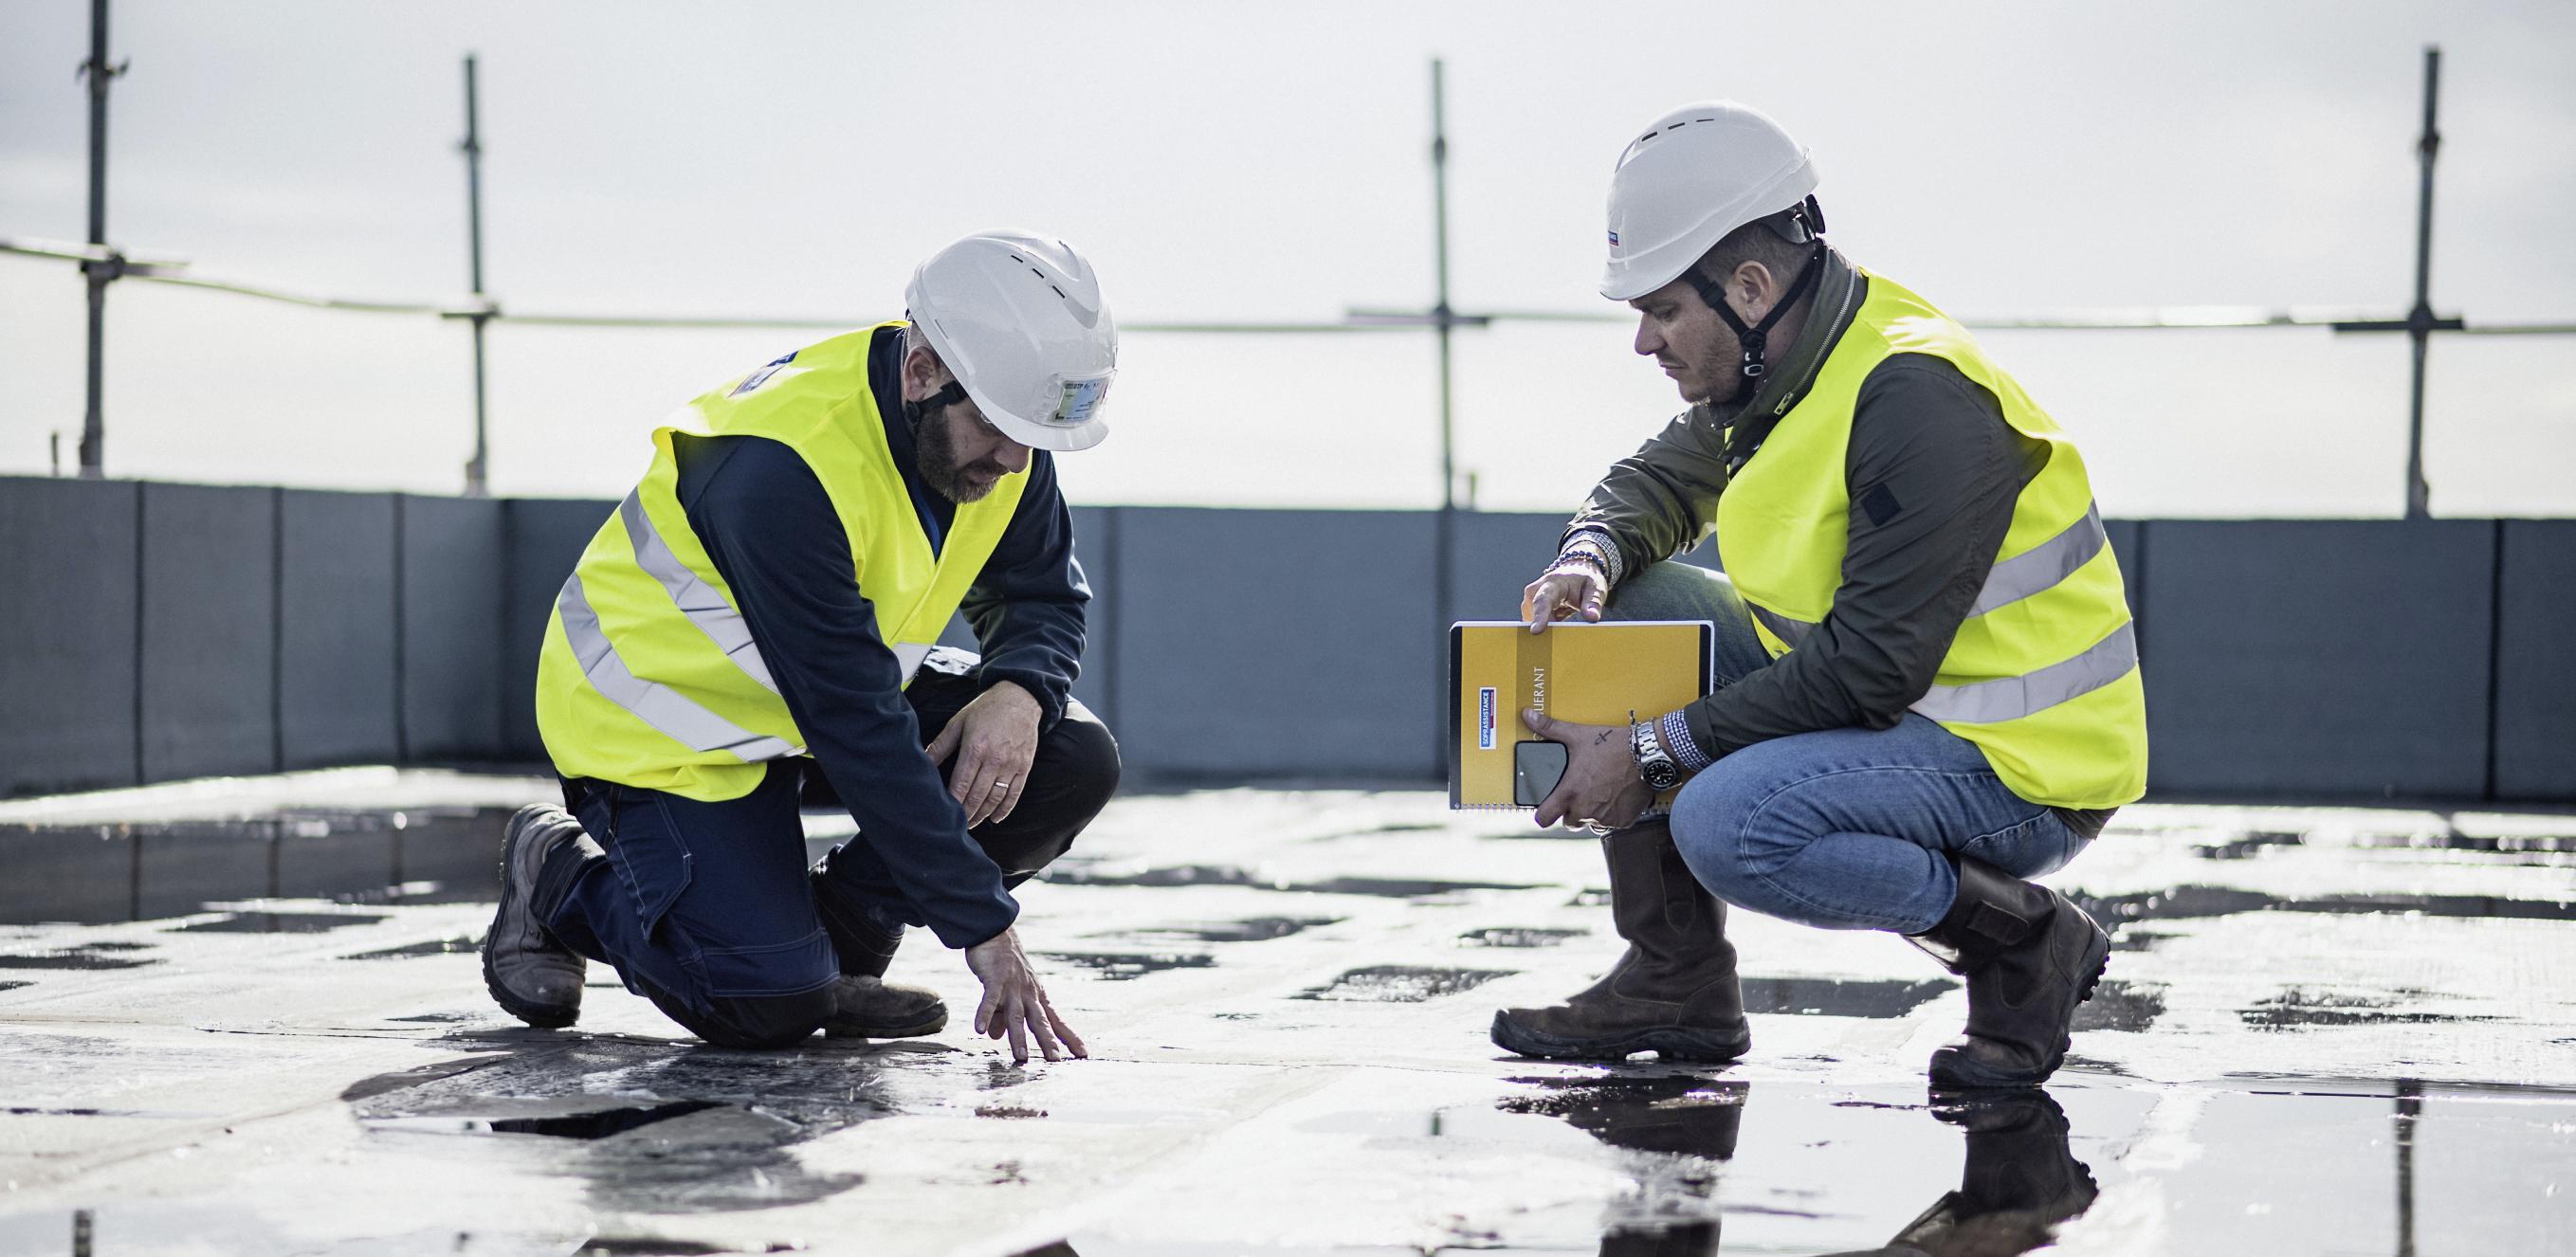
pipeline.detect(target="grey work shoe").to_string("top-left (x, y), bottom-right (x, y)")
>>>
top-left (482, 804), bottom-right (591, 1029)
top-left (1907, 854), bottom-right (2112, 1091)
top-left (1491, 820), bottom-right (1750, 1064)
top-left (820, 974), bottom-right (948, 1039)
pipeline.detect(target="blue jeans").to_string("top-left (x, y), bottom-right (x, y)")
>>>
top-left (1607, 561), bottom-right (2090, 935)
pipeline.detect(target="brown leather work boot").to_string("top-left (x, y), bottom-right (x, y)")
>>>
top-left (1491, 819), bottom-right (1750, 1063)
top-left (1908, 854), bottom-right (2111, 1091)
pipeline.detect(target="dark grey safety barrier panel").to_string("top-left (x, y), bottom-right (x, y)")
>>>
top-left (0, 808), bottom-right (512, 925)
top-left (0, 478), bottom-right (139, 796)
top-left (2497, 519), bottom-right (2576, 800)
top-left (2, 475), bottom-right (2570, 803)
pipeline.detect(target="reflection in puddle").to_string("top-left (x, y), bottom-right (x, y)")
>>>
top-left (1296, 966), bottom-right (1516, 1002)
top-left (1459, 927), bottom-right (1588, 948)
top-left (1741, 976), bottom-right (1956, 1017)
top-left (1043, 865), bottom-right (1253, 888)
top-left (2192, 830), bottom-right (2306, 859)
top-left (2239, 987), bottom-right (2494, 1029)
top-left (1869, 1091), bottom-right (2098, 1256)
top-left (2072, 979), bottom-right (2166, 1031)
top-left (1109, 918), bottom-right (1343, 943)
top-left (1497, 1079), bottom-right (2098, 1257)
top-left (1281, 877), bottom-right (1540, 898)
top-left (488, 1100), bottom-right (723, 1139)
top-left (1042, 865), bottom-right (1538, 899)
top-left (343, 936), bottom-right (480, 959)
top-left (1501, 1075), bottom-right (1746, 1157)
top-left (174, 912), bottom-right (390, 934)
top-left (346, 1038), bottom-right (888, 1213)
top-left (0, 946), bottom-right (159, 970)
top-left (2071, 884), bottom-right (2576, 923)
top-left (1599, 1221), bottom-right (1721, 1256)
top-left (1039, 952), bottom-right (1215, 980)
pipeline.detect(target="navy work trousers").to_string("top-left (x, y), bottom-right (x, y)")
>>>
top-left (542, 669), bottom-right (1121, 1049)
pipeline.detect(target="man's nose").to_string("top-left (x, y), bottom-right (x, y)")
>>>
top-left (1634, 316), bottom-right (1664, 357)
top-left (995, 440), bottom-right (1032, 473)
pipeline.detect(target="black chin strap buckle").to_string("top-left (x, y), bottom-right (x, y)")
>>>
top-left (1689, 243), bottom-right (1824, 401)
top-left (904, 380), bottom-right (967, 429)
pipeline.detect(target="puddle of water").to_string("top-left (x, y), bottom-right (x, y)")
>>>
top-left (2238, 987), bottom-right (2494, 1029)
top-left (0, 947), bottom-right (160, 970)
top-left (1500, 1075), bottom-right (1749, 1158)
top-left (1458, 927), bottom-right (1588, 948)
top-left (2071, 884), bottom-right (2576, 923)
top-left (2072, 978), bottom-right (2165, 1031)
top-left (1282, 876), bottom-right (1540, 898)
top-left (1042, 865), bottom-right (1254, 887)
top-left (1741, 975), bottom-right (1956, 1017)
top-left (384, 1011), bottom-right (486, 1023)
top-left (348, 1037), bottom-right (894, 1213)
top-left (488, 1100), bottom-right (724, 1139)
top-left (0, 980), bottom-right (29, 992)
top-left (2194, 830), bottom-right (2306, 859)
top-left (1045, 865), bottom-right (1541, 899)
top-left (343, 936), bottom-right (481, 959)
top-left (1294, 966), bottom-right (1516, 1002)
top-left (174, 911), bottom-right (391, 934)
top-left (1110, 918), bottom-right (1342, 943)
top-left (1039, 952), bottom-right (1215, 980)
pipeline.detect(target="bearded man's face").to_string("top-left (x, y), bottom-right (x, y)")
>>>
top-left (917, 401), bottom-right (1027, 503)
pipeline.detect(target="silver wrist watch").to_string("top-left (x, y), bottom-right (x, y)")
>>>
top-left (1632, 711), bottom-right (1682, 792)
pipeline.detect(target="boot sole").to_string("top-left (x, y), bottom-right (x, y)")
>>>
top-left (1489, 1011), bottom-right (1750, 1064)
top-left (1927, 926), bottom-right (2113, 1091)
top-left (824, 1010), bottom-right (948, 1040)
top-left (484, 809), bottom-right (581, 1030)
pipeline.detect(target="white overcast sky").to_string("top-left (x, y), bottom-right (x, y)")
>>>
top-left (2, 0), bottom-right (2569, 517)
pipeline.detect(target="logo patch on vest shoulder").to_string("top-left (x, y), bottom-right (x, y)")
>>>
top-left (728, 351), bottom-right (798, 398)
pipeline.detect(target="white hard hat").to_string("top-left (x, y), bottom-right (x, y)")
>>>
top-left (904, 229), bottom-right (1119, 452)
top-left (1600, 101), bottom-right (1818, 302)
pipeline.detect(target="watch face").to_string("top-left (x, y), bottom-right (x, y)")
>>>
top-left (1642, 760), bottom-right (1682, 792)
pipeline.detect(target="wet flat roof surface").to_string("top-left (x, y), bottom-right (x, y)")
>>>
top-left (4, 782), bottom-right (2575, 1255)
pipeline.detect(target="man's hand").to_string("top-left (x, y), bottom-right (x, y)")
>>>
top-left (963, 926), bottom-right (1087, 1064)
top-left (925, 680), bottom-right (1042, 828)
top-left (1522, 566), bottom-right (1608, 634)
top-left (1522, 708), bottom-right (1655, 830)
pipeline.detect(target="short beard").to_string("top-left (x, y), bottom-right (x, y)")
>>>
top-left (915, 406), bottom-right (1009, 503)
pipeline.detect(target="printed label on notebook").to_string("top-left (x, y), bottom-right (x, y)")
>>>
top-left (1478, 687), bottom-right (1497, 750)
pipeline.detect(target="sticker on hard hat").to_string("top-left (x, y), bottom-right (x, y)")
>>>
top-left (1050, 373), bottom-right (1112, 426)
top-left (1608, 230), bottom-right (1619, 246)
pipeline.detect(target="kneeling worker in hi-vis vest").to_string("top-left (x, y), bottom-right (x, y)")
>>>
top-left (1495, 103), bottom-right (2147, 1090)
top-left (484, 230), bottom-right (1121, 1061)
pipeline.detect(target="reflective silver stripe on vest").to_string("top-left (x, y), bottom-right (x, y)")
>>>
top-left (1910, 620), bottom-right (2137, 725)
top-left (1968, 501), bottom-right (2107, 617)
top-left (1749, 602), bottom-right (1817, 648)
top-left (1741, 500), bottom-right (2110, 648)
top-left (557, 573), bottom-right (802, 761)
top-left (619, 491), bottom-right (779, 693)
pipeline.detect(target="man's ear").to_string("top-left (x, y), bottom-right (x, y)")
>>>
top-left (901, 344), bottom-right (950, 404)
top-left (1732, 260), bottom-right (1778, 320)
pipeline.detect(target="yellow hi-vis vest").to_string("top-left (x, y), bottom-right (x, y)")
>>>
top-left (536, 321), bottom-right (1029, 802)
top-left (1715, 274), bottom-right (2148, 809)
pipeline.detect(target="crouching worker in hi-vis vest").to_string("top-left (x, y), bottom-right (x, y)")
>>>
top-left (1493, 103), bottom-right (2147, 1091)
top-left (484, 230), bottom-right (1121, 1061)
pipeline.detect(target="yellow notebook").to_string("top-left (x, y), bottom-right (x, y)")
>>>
top-left (1449, 620), bottom-right (1713, 810)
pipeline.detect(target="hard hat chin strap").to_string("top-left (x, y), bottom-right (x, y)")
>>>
top-left (1685, 242), bottom-right (1825, 404)
top-left (904, 380), bottom-right (968, 432)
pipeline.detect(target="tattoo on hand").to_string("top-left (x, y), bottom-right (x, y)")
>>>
top-left (1594, 728), bottom-right (1617, 745)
